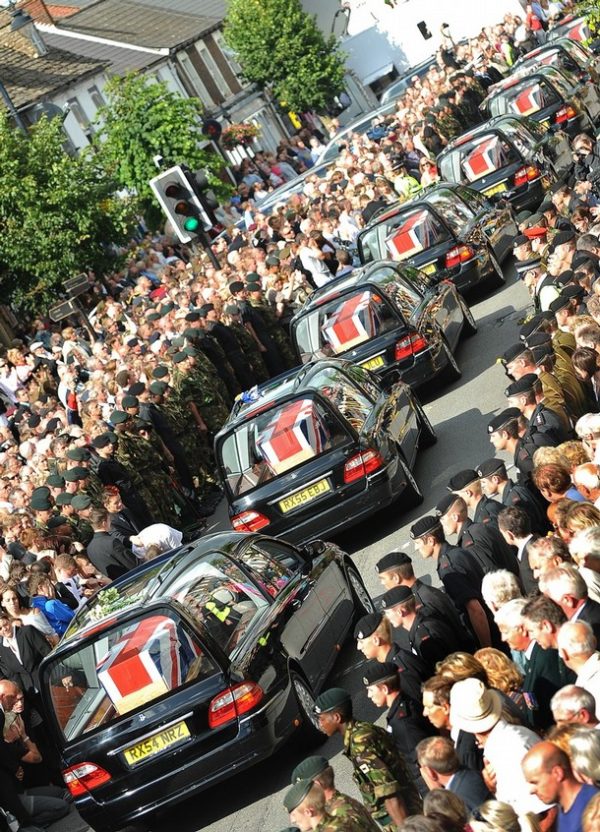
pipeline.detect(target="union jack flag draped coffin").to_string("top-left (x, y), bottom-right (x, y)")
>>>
top-left (322, 290), bottom-right (375, 353)
top-left (386, 210), bottom-right (436, 261)
top-left (463, 136), bottom-right (506, 181)
top-left (257, 398), bottom-right (328, 475)
top-left (511, 83), bottom-right (544, 116)
top-left (97, 615), bottom-right (202, 715)
top-left (567, 19), bottom-right (589, 41)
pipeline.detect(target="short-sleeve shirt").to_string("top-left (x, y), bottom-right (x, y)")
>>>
top-left (558, 783), bottom-right (598, 832)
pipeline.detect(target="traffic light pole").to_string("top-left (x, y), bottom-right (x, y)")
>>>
top-left (198, 229), bottom-right (221, 270)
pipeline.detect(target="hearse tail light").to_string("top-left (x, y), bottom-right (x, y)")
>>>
top-left (445, 245), bottom-right (474, 269)
top-left (555, 103), bottom-right (577, 123)
top-left (231, 510), bottom-right (270, 532)
top-left (514, 164), bottom-right (541, 186)
top-left (63, 762), bottom-right (111, 797)
top-left (394, 331), bottom-right (428, 361)
top-left (343, 448), bottom-right (385, 483)
top-left (209, 681), bottom-right (264, 728)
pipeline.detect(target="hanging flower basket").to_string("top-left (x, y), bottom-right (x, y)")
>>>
top-left (220, 122), bottom-right (260, 150)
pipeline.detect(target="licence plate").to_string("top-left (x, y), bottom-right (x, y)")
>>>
top-left (484, 182), bottom-right (507, 197)
top-left (279, 479), bottom-right (330, 513)
top-left (540, 119), bottom-right (550, 131)
top-left (123, 721), bottom-right (191, 766)
top-left (421, 263), bottom-right (436, 275)
top-left (360, 355), bottom-right (385, 371)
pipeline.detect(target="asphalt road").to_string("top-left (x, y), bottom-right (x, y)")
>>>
top-left (130, 262), bottom-right (531, 832)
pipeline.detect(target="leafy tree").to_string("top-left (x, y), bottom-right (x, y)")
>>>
top-left (0, 112), bottom-right (133, 311)
top-left (93, 73), bottom-right (229, 216)
top-left (224, 0), bottom-right (346, 112)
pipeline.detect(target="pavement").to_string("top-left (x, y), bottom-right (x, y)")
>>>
top-left (56, 263), bottom-right (531, 832)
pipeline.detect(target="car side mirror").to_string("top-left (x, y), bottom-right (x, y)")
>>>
top-left (302, 539), bottom-right (327, 562)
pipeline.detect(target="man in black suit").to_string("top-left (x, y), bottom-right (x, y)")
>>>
top-left (86, 507), bottom-right (138, 582)
top-left (497, 506), bottom-right (540, 595)
top-left (416, 736), bottom-right (491, 812)
top-left (541, 563), bottom-right (600, 643)
top-left (103, 489), bottom-right (141, 547)
top-left (0, 616), bottom-right (50, 698)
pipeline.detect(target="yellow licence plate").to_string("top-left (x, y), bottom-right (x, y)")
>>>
top-left (279, 479), bottom-right (330, 513)
top-left (123, 721), bottom-right (190, 766)
top-left (360, 355), bottom-right (385, 371)
top-left (484, 182), bottom-right (507, 197)
top-left (421, 263), bottom-right (437, 275)
top-left (540, 119), bottom-right (550, 131)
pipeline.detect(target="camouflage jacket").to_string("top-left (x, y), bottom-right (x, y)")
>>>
top-left (326, 789), bottom-right (380, 831)
top-left (342, 719), bottom-right (422, 821)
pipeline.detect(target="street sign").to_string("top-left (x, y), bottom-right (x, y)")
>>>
top-left (48, 299), bottom-right (78, 323)
top-left (64, 273), bottom-right (90, 297)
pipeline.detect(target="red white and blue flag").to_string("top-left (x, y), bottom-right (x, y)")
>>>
top-left (463, 136), bottom-right (506, 181)
top-left (322, 291), bottom-right (374, 353)
top-left (258, 399), bottom-right (327, 474)
top-left (386, 210), bottom-right (434, 261)
top-left (511, 84), bottom-right (544, 116)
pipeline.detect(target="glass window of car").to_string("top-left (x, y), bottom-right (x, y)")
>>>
top-left (499, 119), bottom-right (538, 155)
top-left (167, 551), bottom-right (270, 653)
top-left (294, 287), bottom-right (401, 361)
top-left (427, 190), bottom-right (475, 236)
top-left (455, 186), bottom-right (488, 210)
top-left (369, 263), bottom-right (426, 305)
top-left (219, 397), bottom-right (348, 497)
top-left (490, 78), bottom-right (560, 118)
top-left (240, 541), bottom-right (300, 596)
top-left (47, 610), bottom-right (215, 740)
top-left (342, 364), bottom-right (383, 401)
top-left (441, 133), bottom-right (519, 184)
top-left (381, 207), bottom-right (450, 262)
top-left (308, 365), bottom-right (374, 431)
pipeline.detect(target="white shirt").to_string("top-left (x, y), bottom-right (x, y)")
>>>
top-left (581, 567), bottom-right (600, 604)
top-left (2, 626), bottom-right (21, 663)
top-left (517, 534), bottom-right (534, 563)
top-left (576, 652), bottom-right (600, 720)
top-left (484, 720), bottom-right (552, 814)
top-left (298, 246), bottom-right (333, 288)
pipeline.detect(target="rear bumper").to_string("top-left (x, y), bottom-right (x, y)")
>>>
top-left (74, 689), bottom-right (294, 832)
top-left (451, 260), bottom-right (487, 293)
top-left (263, 458), bottom-right (405, 544)
top-left (391, 344), bottom-right (447, 389)
top-left (506, 178), bottom-right (546, 211)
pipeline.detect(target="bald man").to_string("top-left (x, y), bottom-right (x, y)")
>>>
top-left (573, 464), bottom-right (600, 507)
top-left (522, 741), bottom-right (597, 832)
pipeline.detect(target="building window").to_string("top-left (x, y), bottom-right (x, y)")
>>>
top-left (66, 97), bottom-right (94, 136)
top-left (196, 42), bottom-right (231, 99)
top-left (212, 29), bottom-right (244, 76)
top-left (87, 85), bottom-right (105, 110)
top-left (177, 51), bottom-right (216, 107)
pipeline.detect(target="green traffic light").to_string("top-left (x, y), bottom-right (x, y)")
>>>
top-left (183, 217), bottom-right (199, 232)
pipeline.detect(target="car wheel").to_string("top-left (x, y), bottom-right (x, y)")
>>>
top-left (442, 336), bottom-right (462, 383)
top-left (413, 395), bottom-right (437, 448)
top-left (290, 671), bottom-right (327, 747)
top-left (488, 247), bottom-right (506, 288)
top-left (398, 455), bottom-right (424, 508)
top-left (346, 564), bottom-right (376, 618)
top-left (459, 298), bottom-right (478, 337)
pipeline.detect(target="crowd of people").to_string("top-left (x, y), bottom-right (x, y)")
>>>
top-left (1, 1), bottom-right (600, 830)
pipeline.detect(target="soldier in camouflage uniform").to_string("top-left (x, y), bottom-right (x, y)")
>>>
top-left (314, 687), bottom-right (422, 831)
top-left (111, 411), bottom-right (181, 527)
top-left (171, 349), bottom-right (230, 437)
top-left (69, 493), bottom-right (95, 546)
top-left (183, 314), bottom-right (239, 405)
top-left (283, 779), bottom-right (373, 832)
top-left (246, 281), bottom-right (296, 370)
top-left (223, 304), bottom-right (269, 385)
top-left (291, 756), bottom-right (379, 831)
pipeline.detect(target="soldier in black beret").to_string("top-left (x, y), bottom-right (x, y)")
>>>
top-left (476, 457), bottom-right (548, 534)
top-left (362, 661), bottom-right (433, 795)
top-left (375, 551), bottom-right (472, 642)
top-left (505, 372), bottom-right (569, 445)
top-left (487, 407), bottom-right (554, 487)
top-left (447, 468), bottom-right (502, 526)
top-left (410, 515), bottom-right (494, 649)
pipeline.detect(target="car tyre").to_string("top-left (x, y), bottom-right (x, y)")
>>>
top-left (413, 395), bottom-right (437, 448)
top-left (442, 336), bottom-right (462, 383)
top-left (488, 247), bottom-right (506, 288)
top-left (398, 455), bottom-right (424, 508)
top-left (290, 671), bottom-right (327, 748)
top-left (346, 564), bottom-right (376, 618)
top-left (459, 298), bottom-right (478, 337)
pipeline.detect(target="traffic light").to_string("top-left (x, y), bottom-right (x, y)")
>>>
top-left (149, 165), bottom-right (210, 243)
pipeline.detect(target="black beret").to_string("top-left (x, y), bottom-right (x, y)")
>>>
top-left (353, 612), bottom-right (383, 640)
top-left (146, 312), bottom-right (161, 322)
top-left (45, 417), bottom-right (61, 434)
top-left (197, 308), bottom-right (208, 320)
top-left (47, 515), bottom-right (68, 530)
top-left (515, 256), bottom-right (542, 275)
top-left (524, 332), bottom-right (552, 348)
top-left (66, 447), bottom-right (90, 462)
top-left (519, 312), bottom-right (554, 341)
top-left (362, 661), bottom-right (399, 687)
top-left (45, 473), bottom-right (65, 488)
top-left (149, 381), bottom-right (168, 396)
top-left (30, 493), bottom-right (53, 511)
top-left (172, 352), bottom-right (187, 364)
top-left (502, 343), bottom-right (527, 364)
top-left (513, 234), bottom-right (529, 248)
top-left (540, 199), bottom-right (555, 213)
top-left (549, 294), bottom-right (571, 313)
top-left (55, 492), bottom-right (73, 506)
top-left (291, 757), bottom-right (329, 784)
top-left (92, 432), bottom-right (113, 448)
top-left (552, 230), bottom-right (576, 248)
top-left (313, 687), bottom-right (351, 715)
top-left (555, 269), bottom-right (574, 287)
top-left (185, 311), bottom-right (200, 322)
top-left (64, 466), bottom-right (88, 482)
top-left (487, 407), bottom-right (521, 434)
top-left (27, 414), bottom-right (41, 429)
top-left (122, 395), bottom-right (139, 409)
top-left (410, 515), bottom-right (442, 539)
top-left (128, 382), bottom-right (145, 396)
top-left (246, 282), bottom-right (262, 293)
top-left (381, 586), bottom-right (413, 609)
top-left (532, 344), bottom-right (553, 365)
top-left (225, 304), bottom-right (240, 316)
top-left (376, 551), bottom-right (412, 573)
top-left (283, 780), bottom-right (313, 813)
top-left (447, 469), bottom-right (479, 492)
top-left (152, 365), bottom-right (169, 379)
top-left (200, 304), bottom-right (214, 315)
top-left (476, 458), bottom-right (507, 478)
top-left (505, 372), bottom-right (538, 397)
top-left (572, 252), bottom-right (597, 270)
top-left (171, 336), bottom-right (186, 349)
top-left (71, 494), bottom-right (92, 510)
top-left (229, 281), bottom-right (245, 294)
top-left (435, 493), bottom-right (457, 517)
top-left (563, 283), bottom-right (585, 299)
top-left (110, 410), bottom-right (129, 425)
top-left (182, 346), bottom-right (197, 357)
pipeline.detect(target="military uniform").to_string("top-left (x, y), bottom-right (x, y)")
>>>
top-left (249, 299), bottom-right (296, 370)
top-left (552, 328), bottom-right (576, 356)
top-left (458, 518), bottom-right (519, 576)
top-left (500, 478), bottom-right (548, 535)
top-left (411, 578), bottom-right (475, 651)
top-left (385, 692), bottom-right (433, 796)
top-left (472, 494), bottom-right (503, 526)
top-left (207, 320), bottom-right (257, 390)
top-left (172, 363), bottom-right (229, 437)
top-left (407, 610), bottom-right (465, 669)
top-left (325, 792), bottom-right (379, 832)
top-left (514, 426), bottom-right (555, 485)
top-left (342, 719), bottom-right (422, 829)
top-left (313, 811), bottom-right (367, 832)
top-left (229, 320), bottom-right (269, 384)
top-left (93, 447), bottom-right (151, 529)
top-left (536, 374), bottom-right (571, 436)
top-left (385, 644), bottom-right (430, 705)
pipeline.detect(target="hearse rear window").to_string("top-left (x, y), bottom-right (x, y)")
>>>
top-left (441, 134), bottom-right (517, 183)
top-left (491, 79), bottom-right (559, 117)
top-left (219, 397), bottom-right (347, 497)
top-left (47, 611), bottom-right (214, 740)
top-left (294, 288), bottom-right (399, 361)
top-left (384, 209), bottom-right (448, 261)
